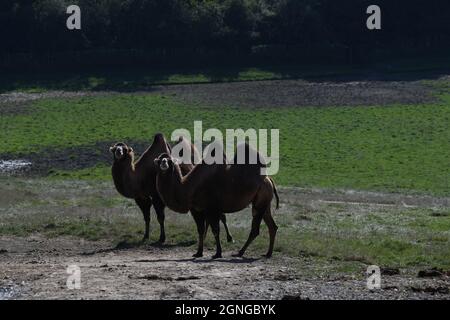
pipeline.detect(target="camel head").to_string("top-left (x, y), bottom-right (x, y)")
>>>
top-left (154, 153), bottom-right (177, 173)
top-left (109, 142), bottom-right (134, 161)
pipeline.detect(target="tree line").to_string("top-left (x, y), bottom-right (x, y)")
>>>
top-left (1, 0), bottom-right (449, 70)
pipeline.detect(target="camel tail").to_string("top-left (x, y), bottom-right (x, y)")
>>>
top-left (270, 177), bottom-right (280, 210)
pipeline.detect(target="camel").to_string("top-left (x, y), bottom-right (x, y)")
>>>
top-left (154, 143), bottom-right (279, 259)
top-left (110, 134), bottom-right (233, 243)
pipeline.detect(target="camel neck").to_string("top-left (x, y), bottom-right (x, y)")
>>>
top-left (112, 158), bottom-right (136, 198)
top-left (172, 165), bottom-right (191, 211)
top-left (157, 165), bottom-right (190, 213)
top-left (174, 164), bottom-right (184, 184)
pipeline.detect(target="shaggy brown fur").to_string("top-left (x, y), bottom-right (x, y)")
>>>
top-left (155, 143), bottom-right (279, 259)
top-left (110, 134), bottom-right (233, 243)
top-left (110, 134), bottom-right (171, 242)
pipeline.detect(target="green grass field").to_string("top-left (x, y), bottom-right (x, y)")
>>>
top-left (1, 92), bottom-right (450, 195)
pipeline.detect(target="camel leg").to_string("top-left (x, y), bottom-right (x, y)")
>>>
top-left (233, 207), bottom-right (263, 257)
top-left (152, 195), bottom-right (166, 243)
top-left (220, 214), bottom-right (234, 243)
top-left (203, 221), bottom-right (209, 241)
top-left (206, 214), bottom-right (222, 259)
top-left (262, 207), bottom-right (278, 258)
top-left (191, 210), bottom-right (206, 258)
top-left (135, 197), bottom-right (152, 241)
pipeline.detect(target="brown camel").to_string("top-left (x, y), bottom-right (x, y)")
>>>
top-left (110, 134), bottom-right (233, 243)
top-left (154, 143), bottom-right (279, 259)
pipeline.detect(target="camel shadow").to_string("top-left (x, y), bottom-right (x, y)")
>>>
top-left (114, 239), bottom-right (196, 250)
top-left (134, 256), bottom-right (261, 264)
top-left (81, 238), bottom-right (263, 264)
top-left (148, 240), bottom-right (197, 248)
top-left (80, 239), bottom-right (197, 256)
top-left (192, 257), bottom-right (262, 264)
top-left (114, 240), bottom-right (263, 264)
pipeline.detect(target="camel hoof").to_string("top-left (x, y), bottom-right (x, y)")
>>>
top-left (227, 236), bottom-right (234, 243)
top-left (192, 253), bottom-right (203, 258)
top-left (212, 254), bottom-right (222, 259)
top-left (232, 252), bottom-right (243, 258)
top-left (262, 253), bottom-right (272, 258)
top-left (158, 237), bottom-right (166, 244)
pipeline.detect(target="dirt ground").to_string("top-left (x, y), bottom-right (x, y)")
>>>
top-left (0, 234), bottom-right (448, 300)
top-left (158, 79), bottom-right (437, 108)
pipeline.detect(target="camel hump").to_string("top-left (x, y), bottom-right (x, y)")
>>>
top-left (153, 133), bottom-right (166, 144)
top-left (152, 133), bottom-right (172, 153)
top-left (234, 143), bottom-right (267, 167)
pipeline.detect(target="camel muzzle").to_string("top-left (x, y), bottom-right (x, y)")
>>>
top-left (160, 159), bottom-right (169, 171)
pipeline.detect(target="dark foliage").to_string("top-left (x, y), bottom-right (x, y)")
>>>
top-left (1, 0), bottom-right (449, 70)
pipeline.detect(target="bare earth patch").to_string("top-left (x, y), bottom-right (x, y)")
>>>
top-left (157, 80), bottom-right (437, 108)
top-left (0, 79), bottom-right (437, 114)
top-left (0, 91), bottom-right (116, 116)
top-left (0, 91), bottom-right (114, 106)
top-left (0, 235), bottom-right (449, 300)
top-left (0, 142), bottom-right (125, 177)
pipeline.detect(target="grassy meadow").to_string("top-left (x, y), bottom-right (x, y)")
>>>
top-left (1, 92), bottom-right (450, 195)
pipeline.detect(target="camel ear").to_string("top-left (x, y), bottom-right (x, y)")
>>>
top-left (172, 158), bottom-right (179, 165)
top-left (154, 158), bottom-right (159, 166)
top-left (128, 147), bottom-right (134, 154)
top-left (109, 146), bottom-right (115, 153)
